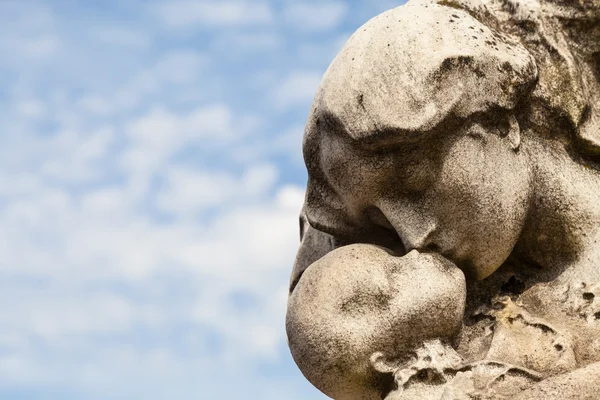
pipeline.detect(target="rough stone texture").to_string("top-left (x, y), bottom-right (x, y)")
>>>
top-left (286, 0), bottom-right (600, 399)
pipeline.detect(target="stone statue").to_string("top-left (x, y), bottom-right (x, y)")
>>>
top-left (286, 0), bottom-right (600, 398)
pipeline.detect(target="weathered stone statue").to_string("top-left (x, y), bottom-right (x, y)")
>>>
top-left (286, 0), bottom-right (600, 398)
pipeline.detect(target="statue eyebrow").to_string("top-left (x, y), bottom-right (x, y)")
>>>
top-left (313, 109), bottom-right (347, 138)
top-left (356, 114), bottom-right (467, 155)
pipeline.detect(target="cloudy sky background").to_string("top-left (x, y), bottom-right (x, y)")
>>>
top-left (0, 1), bottom-right (403, 398)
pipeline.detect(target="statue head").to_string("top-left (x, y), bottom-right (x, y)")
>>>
top-left (303, 2), bottom-right (540, 280)
top-left (286, 244), bottom-right (466, 400)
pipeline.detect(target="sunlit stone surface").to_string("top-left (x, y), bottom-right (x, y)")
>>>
top-left (286, 0), bottom-right (600, 398)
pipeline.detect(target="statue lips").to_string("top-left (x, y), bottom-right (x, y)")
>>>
top-left (422, 236), bottom-right (475, 280)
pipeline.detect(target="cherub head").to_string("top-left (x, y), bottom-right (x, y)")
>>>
top-left (286, 244), bottom-right (466, 400)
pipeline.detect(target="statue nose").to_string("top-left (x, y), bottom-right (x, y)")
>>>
top-left (397, 224), bottom-right (438, 253)
top-left (377, 201), bottom-right (438, 254)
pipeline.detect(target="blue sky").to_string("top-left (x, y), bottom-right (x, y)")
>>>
top-left (0, 1), bottom-right (404, 399)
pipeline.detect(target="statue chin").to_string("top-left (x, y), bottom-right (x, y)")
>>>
top-left (287, 0), bottom-right (600, 398)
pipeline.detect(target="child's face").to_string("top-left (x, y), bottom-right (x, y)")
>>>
top-left (287, 244), bottom-right (466, 400)
top-left (384, 249), bottom-right (466, 348)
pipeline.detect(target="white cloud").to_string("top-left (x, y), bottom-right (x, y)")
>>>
top-left (78, 95), bottom-right (113, 115)
top-left (0, 4), bottom-right (60, 62)
top-left (0, 76), bottom-right (307, 393)
top-left (150, 1), bottom-right (274, 29)
top-left (229, 124), bottom-right (305, 165)
top-left (122, 104), bottom-right (236, 180)
top-left (155, 168), bottom-right (239, 215)
top-left (155, 163), bottom-right (279, 217)
top-left (80, 187), bottom-right (128, 213)
top-left (0, 114), bottom-right (115, 184)
top-left (152, 49), bottom-right (208, 84)
top-left (127, 104), bottom-right (223, 143)
top-left (16, 99), bottom-right (46, 118)
top-left (91, 26), bottom-right (151, 48)
top-left (6, 292), bottom-right (137, 338)
top-left (0, 32), bottom-right (61, 61)
top-left (213, 32), bottom-right (283, 53)
top-left (283, 1), bottom-right (348, 32)
top-left (0, 176), bottom-right (305, 373)
top-left (297, 33), bottom-right (351, 65)
top-left (21, 33), bottom-right (61, 58)
top-left (271, 71), bottom-right (323, 109)
top-left (39, 126), bottom-right (116, 182)
top-left (117, 103), bottom-right (267, 211)
top-left (95, 49), bottom-right (210, 113)
top-left (242, 163), bottom-right (279, 196)
top-left (0, 0), bottom-right (331, 398)
top-left (277, 184), bottom-right (306, 210)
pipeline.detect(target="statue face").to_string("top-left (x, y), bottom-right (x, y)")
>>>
top-left (319, 119), bottom-right (532, 280)
top-left (287, 244), bottom-right (466, 400)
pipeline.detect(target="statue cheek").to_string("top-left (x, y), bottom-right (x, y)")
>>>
top-left (435, 137), bottom-right (487, 196)
top-left (399, 157), bottom-right (437, 195)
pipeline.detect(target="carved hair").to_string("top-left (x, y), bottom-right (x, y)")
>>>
top-left (435, 0), bottom-right (600, 158)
